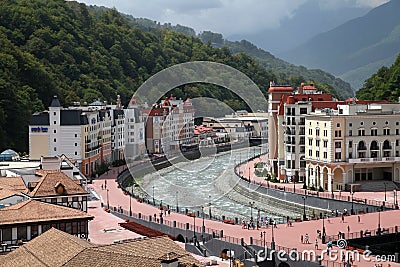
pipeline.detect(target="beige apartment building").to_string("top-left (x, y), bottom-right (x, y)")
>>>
top-left (306, 103), bottom-right (400, 191)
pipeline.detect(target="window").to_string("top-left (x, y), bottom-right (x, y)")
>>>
top-left (316, 129), bottom-right (320, 136)
top-left (335, 142), bottom-right (341, 148)
top-left (323, 140), bottom-right (328, 147)
top-left (349, 123), bottom-right (352, 127)
top-left (335, 152), bottom-right (341, 160)
top-left (75, 151), bottom-right (77, 155)
top-left (309, 150), bottom-right (312, 157)
top-left (53, 138), bottom-right (56, 142)
top-left (383, 128), bottom-right (390, 135)
top-left (397, 129), bottom-right (399, 135)
top-left (372, 121), bottom-right (376, 125)
top-left (54, 121), bottom-right (56, 125)
top-left (349, 141), bottom-right (353, 147)
top-left (309, 129), bottom-right (313, 135)
top-left (316, 151), bottom-right (320, 157)
top-left (349, 130), bottom-right (352, 136)
top-left (358, 129), bottom-right (365, 136)
top-left (324, 130), bottom-right (328, 137)
top-left (300, 108), bottom-right (307, 114)
top-left (360, 122), bottom-right (364, 126)
top-left (54, 130), bottom-right (56, 134)
top-left (2, 228), bottom-right (12, 241)
top-left (75, 143), bottom-right (77, 146)
top-left (75, 134), bottom-right (78, 138)
top-left (316, 140), bottom-right (320, 146)
top-left (54, 147), bottom-right (57, 151)
top-left (309, 139), bottom-right (313, 146)
top-left (371, 129), bottom-right (378, 136)
top-left (349, 152), bottom-right (352, 159)
top-left (336, 123), bottom-right (340, 127)
top-left (323, 152), bottom-right (327, 158)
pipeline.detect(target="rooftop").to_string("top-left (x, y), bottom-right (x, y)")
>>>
top-left (0, 200), bottom-right (93, 226)
top-left (0, 228), bottom-right (202, 267)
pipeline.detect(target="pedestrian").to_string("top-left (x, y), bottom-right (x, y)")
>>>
top-left (101, 184), bottom-right (103, 190)
top-left (358, 215), bottom-right (360, 223)
top-left (305, 233), bottom-right (309, 244)
top-left (301, 235), bottom-right (303, 244)
top-left (274, 221), bottom-right (277, 228)
top-left (168, 209), bottom-right (171, 215)
top-left (315, 239), bottom-right (318, 250)
top-left (242, 220), bottom-right (246, 229)
top-left (341, 214), bottom-right (345, 223)
top-left (347, 225), bottom-right (350, 234)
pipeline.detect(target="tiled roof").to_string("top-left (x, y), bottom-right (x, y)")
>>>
top-left (0, 229), bottom-right (202, 267)
top-left (0, 228), bottom-right (94, 267)
top-left (0, 200), bottom-right (93, 226)
top-left (0, 177), bottom-right (27, 192)
top-left (29, 171), bottom-right (88, 198)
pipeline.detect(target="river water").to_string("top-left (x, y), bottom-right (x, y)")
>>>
top-left (141, 145), bottom-right (282, 222)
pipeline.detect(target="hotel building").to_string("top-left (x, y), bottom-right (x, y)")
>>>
top-left (305, 103), bottom-right (400, 191)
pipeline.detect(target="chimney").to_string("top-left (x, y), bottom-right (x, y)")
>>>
top-left (160, 252), bottom-right (179, 267)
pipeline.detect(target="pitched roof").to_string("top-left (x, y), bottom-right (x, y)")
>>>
top-left (0, 228), bottom-right (94, 267)
top-left (0, 229), bottom-right (202, 267)
top-left (0, 177), bottom-right (27, 192)
top-left (29, 112), bottom-right (50, 126)
top-left (29, 171), bottom-right (88, 198)
top-left (49, 96), bottom-right (61, 107)
top-left (0, 200), bottom-right (93, 226)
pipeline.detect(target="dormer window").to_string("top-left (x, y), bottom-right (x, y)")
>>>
top-left (55, 182), bottom-right (65, 195)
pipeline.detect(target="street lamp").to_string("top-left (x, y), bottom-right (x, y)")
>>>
top-left (271, 219), bottom-right (275, 250)
top-left (322, 213), bottom-right (326, 243)
top-left (249, 201), bottom-right (255, 221)
top-left (176, 191), bottom-right (179, 212)
top-left (201, 206), bottom-right (205, 233)
top-left (129, 186), bottom-right (133, 216)
top-left (377, 207), bottom-right (381, 235)
top-left (384, 182), bottom-right (387, 201)
top-left (249, 167), bottom-right (251, 183)
top-left (193, 211), bottom-right (196, 241)
top-left (152, 185), bottom-right (155, 205)
top-left (394, 189), bottom-right (399, 209)
top-left (209, 195), bottom-right (212, 219)
top-left (302, 196), bottom-right (307, 221)
top-left (351, 191), bottom-right (355, 215)
top-left (106, 189), bottom-right (109, 209)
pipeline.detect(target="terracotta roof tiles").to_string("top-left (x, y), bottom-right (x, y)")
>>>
top-left (0, 200), bottom-right (93, 226)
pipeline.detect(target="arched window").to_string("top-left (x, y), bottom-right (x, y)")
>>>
top-left (358, 141), bottom-right (366, 150)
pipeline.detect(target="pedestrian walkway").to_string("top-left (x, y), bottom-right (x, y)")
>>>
top-left (237, 154), bottom-right (399, 209)
top-left (92, 167), bottom-right (400, 267)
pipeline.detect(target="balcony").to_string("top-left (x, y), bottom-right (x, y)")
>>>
top-left (357, 146), bottom-right (367, 151)
top-left (383, 146), bottom-right (392, 150)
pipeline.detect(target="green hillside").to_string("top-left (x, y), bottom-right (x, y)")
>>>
top-left (112, 13), bottom-right (353, 99)
top-left (356, 53), bottom-right (400, 102)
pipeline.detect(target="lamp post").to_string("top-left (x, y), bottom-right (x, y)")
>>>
top-left (209, 195), bottom-right (212, 219)
top-left (152, 185), bottom-right (155, 205)
top-left (322, 213), bottom-right (326, 243)
top-left (384, 182), bottom-right (387, 201)
top-left (106, 189), bottom-right (109, 209)
top-left (193, 211), bottom-right (196, 241)
top-left (271, 219), bottom-right (275, 250)
top-left (377, 207), bottom-right (381, 235)
top-left (129, 186), bottom-right (133, 216)
top-left (395, 189), bottom-right (399, 209)
top-left (249, 201), bottom-right (255, 221)
top-left (201, 206), bottom-right (205, 233)
top-left (302, 196), bottom-right (307, 221)
top-left (176, 191), bottom-right (179, 212)
top-left (351, 191), bottom-right (355, 215)
top-left (249, 167), bottom-right (251, 183)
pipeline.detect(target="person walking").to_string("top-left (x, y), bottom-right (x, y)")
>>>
top-left (305, 233), bottom-right (309, 244)
top-left (358, 215), bottom-right (360, 223)
top-left (315, 239), bottom-right (319, 250)
top-left (301, 235), bottom-right (303, 244)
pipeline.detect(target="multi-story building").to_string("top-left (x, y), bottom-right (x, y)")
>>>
top-left (124, 97), bottom-right (146, 162)
top-left (142, 96), bottom-right (194, 154)
top-left (305, 103), bottom-right (400, 191)
top-left (29, 95), bottom-right (145, 175)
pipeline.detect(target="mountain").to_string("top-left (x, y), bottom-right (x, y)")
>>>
top-left (113, 12), bottom-right (353, 99)
top-left (280, 0), bottom-right (400, 90)
top-left (227, 0), bottom-right (371, 55)
top-left (356, 53), bottom-right (400, 102)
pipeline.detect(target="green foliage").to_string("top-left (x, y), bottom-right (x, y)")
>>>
top-left (0, 0), bottom-right (276, 153)
top-left (356, 53), bottom-right (400, 102)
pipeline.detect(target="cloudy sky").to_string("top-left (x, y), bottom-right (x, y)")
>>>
top-left (76, 0), bottom-right (388, 37)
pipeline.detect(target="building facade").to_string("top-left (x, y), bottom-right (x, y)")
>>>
top-left (305, 103), bottom-right (400, 191)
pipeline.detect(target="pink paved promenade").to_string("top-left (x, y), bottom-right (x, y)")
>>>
top-left (238, 154), bottom-right (399, 208)
top-left (91, 166), bottom-right (400, 267)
